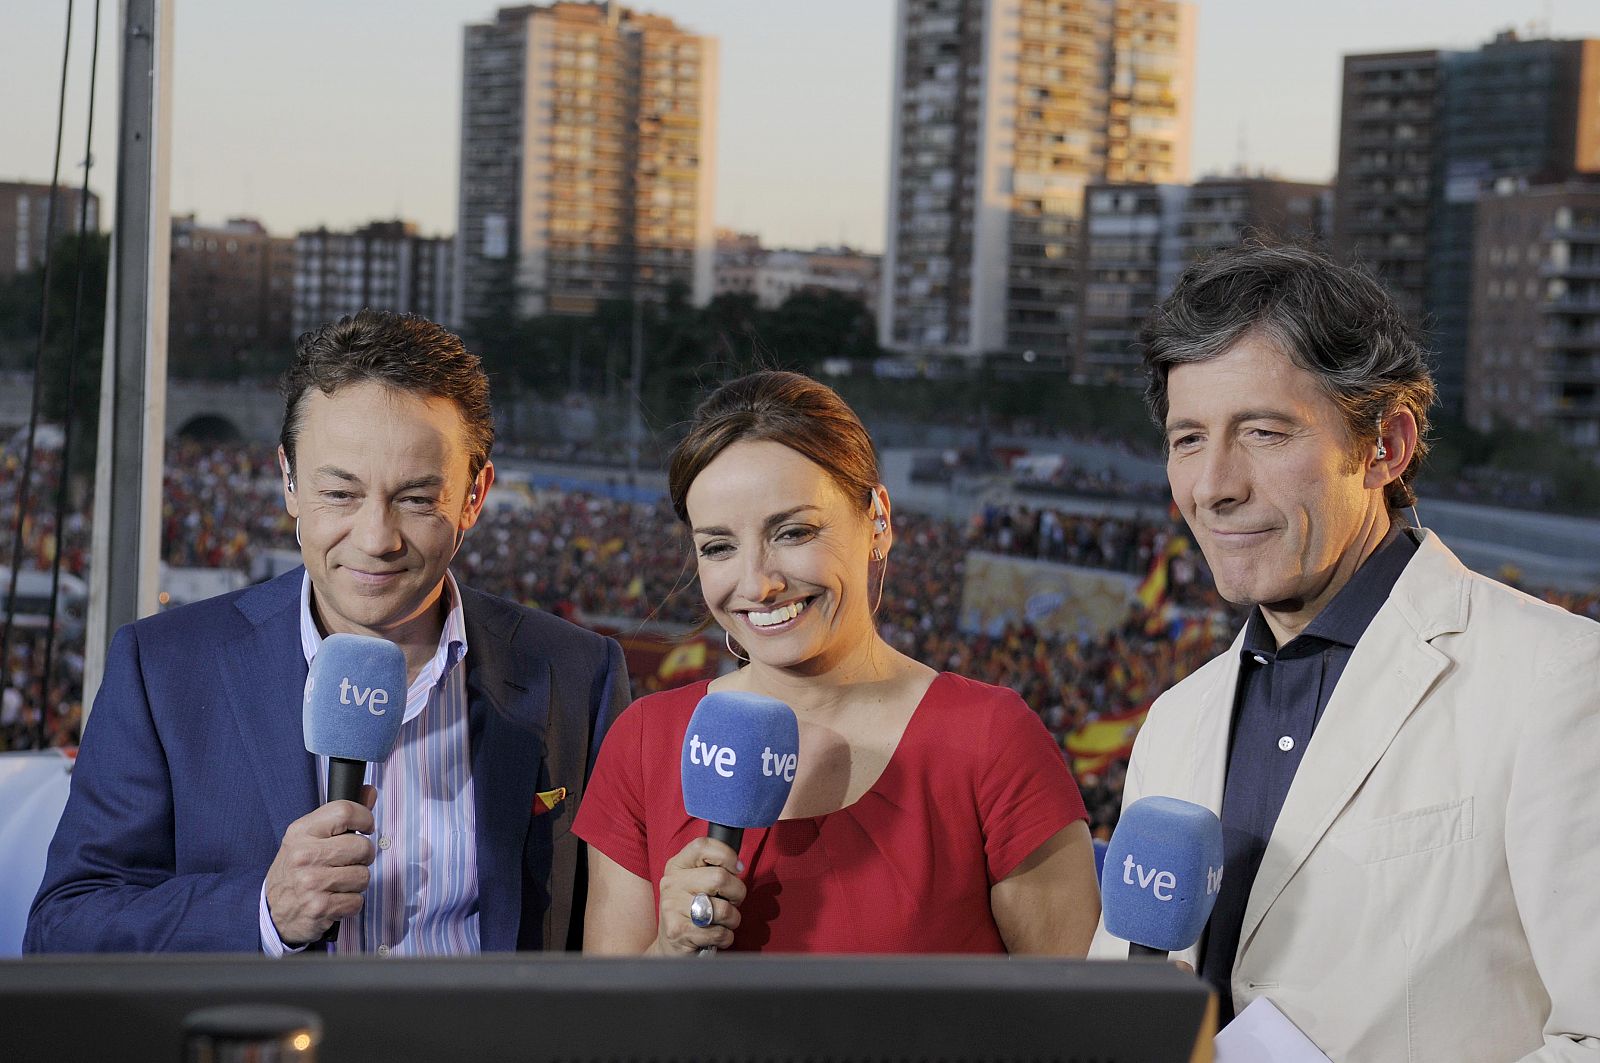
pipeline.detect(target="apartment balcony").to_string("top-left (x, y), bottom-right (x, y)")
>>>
top-left (1540, 296), bottom-right (1600, 313)
top-left (1545, 224), bottom-right (1600, 243)
top-left (1537, 262), bottom-right (1600, 281)
top-left (1539, 329), bottom-right (1600, 351)
top-left (1538, 396), bottom-right (1600, 419)
top-left (1536, 361), bottom-right (1600, 385)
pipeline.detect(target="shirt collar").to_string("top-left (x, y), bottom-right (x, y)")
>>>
top-left (1241, 522), bottom-right (1420, 660)
top-left (299, 570), bottom-right (469, 725)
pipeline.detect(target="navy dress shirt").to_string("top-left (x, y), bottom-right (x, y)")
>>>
top-left (1199, 525), bottom-right (1419, 1020)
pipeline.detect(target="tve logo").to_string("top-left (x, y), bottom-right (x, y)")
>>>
top-left (761, 746), bottom-right (797, 782)
top-left (1121, 854), bottom-right (1178, 901)
top-left (1118, 854), bottom-right (1223, 901)
top-left (686, 734), bottom-right (736, 777)
top-left (339, 676), bottom-right (390, 716)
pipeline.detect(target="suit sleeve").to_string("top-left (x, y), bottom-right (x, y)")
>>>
top-left (1507, 625), bottom-right (1600, 1062)
top-left (23, 625), bottom-right (263, 953)
top-left (589, 637), bottom-right (630, 771)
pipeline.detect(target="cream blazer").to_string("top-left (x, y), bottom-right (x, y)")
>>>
top-left (1090, 531), bottom-right (1600, 1062)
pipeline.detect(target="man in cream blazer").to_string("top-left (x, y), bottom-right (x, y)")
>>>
top-left (1090, 244), bottom-right (1600, 1062)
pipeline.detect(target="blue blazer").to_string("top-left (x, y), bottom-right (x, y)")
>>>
top-left (24, 568), bottom-right (629, 953)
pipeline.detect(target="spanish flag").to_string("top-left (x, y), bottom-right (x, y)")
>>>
top-left (1065, 702), bottom-right (1151, 775)
top-left (1135, 535), bottom-right (1190, 612)
top-left (658, 641), bottom-right (708, 681)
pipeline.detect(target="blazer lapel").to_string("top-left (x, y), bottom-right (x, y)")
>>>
top-left (1236, 532), bottom-right (1465, 957)
top-left (218, 574), bottom-right (319, 843)
top-left (464, 597), bottom-right (551, 952)
top-left (1184, 627), bottom-right (1244, 813)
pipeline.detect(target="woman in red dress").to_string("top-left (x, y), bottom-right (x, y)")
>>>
top-left (573, 371), bottom-right (1100, 954)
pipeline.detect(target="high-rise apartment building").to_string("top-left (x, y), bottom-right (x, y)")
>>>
top-left (167, 216), bottom-right (294, 378)
top-left (1430, 35), bottom-right (1600, 415)
top-left (292, 221), bottom-right (454, 337)
top-left (456, 2), bottom-right (716, 331)
top-left (0, 181), bottom-right (100, 282)
top-left (1334, 33), bottom-right (1600, 415)
top-left (1332, 50), bottom-right (1445, 327)
top-left (1078, 176), bottom-right (1329, 383)
top-left (1469, 182), bottom-right (1600, 453)
top-left (880, 0), bottom-right (1194, 364)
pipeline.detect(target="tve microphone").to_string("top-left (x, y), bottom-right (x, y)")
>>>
top-left (1101, 796), bottom-right (1224, 959)
top-left (681, 691), bottom-right (799, 854)
top-left (303, 633), bottom-right (407, 807)
top-left (303, 634), bottom-right (406, 944)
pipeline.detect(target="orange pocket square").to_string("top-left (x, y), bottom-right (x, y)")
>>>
top-left (532, 787), bottom-right (567, 816)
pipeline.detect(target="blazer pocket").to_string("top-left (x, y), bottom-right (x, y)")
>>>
top-left (1331, 796), bottom-right (1475, 865)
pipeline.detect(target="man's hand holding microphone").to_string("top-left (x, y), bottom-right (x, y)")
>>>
top-left (266, 634), bottom-right (406, 948)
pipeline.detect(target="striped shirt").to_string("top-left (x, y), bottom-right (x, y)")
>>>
top-left (258, 571), bottom-right (481, 956)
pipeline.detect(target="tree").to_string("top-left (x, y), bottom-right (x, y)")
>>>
top-left (0, 232), bottom-right (109, 478)
top-left (762, 288), bottom-right (881, 371)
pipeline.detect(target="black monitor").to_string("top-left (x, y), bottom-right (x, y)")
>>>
top-left (0, 954), bottom-right (1212, 1062)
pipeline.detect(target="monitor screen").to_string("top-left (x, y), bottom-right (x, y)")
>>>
top-left (0, 954), bottom-right (1213, 1063)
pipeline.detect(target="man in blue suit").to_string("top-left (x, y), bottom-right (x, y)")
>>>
top-left (25, 310), bottom-right (630, 954)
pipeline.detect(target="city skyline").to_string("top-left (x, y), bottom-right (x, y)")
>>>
top-left (4, 1), bottom-right (1600, 252)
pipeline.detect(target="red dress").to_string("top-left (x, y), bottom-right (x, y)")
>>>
top-left (572, 672), bottom-right (1087, 953)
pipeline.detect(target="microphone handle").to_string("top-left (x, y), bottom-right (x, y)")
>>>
top-left (1129, 942), bottom-right (1169, 960)
top-left (327, 757), bottom-right (366, 805)
top-left (320, 756), bottom-right (368, 945)
top-left (697, 822), bottom-right (744, 957)
top-left (706, 822), bottom-right (743, 852)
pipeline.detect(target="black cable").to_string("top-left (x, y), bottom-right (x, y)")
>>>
top-left (1, 0), bottom-right (75, 739)
top-left (40, 0), bottom-right (102, 751)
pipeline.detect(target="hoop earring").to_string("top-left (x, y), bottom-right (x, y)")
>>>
top-left (872, 551), bottom-right (889, 614)
top-left (724, 629), bottom-right (749, 664)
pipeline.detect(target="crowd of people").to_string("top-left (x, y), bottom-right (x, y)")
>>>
top-left (3, 440), bottom-right (1595, 832)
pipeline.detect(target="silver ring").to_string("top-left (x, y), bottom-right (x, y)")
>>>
top-left (689, 892), bottom-right (715, 929)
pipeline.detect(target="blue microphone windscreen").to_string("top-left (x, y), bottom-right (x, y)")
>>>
top-left (1101, 796), bottom-right (1224, 953)
top-left (303, 633), bottom-right (407, 762)
top-left (681, 691), bottom-right (799, 829)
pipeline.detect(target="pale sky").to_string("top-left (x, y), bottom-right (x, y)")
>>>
top-left (4, 1), bottom-right (1600, 253)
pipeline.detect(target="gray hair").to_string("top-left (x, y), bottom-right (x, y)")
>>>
top-left (1140, 242), bottom-right (1435, 510)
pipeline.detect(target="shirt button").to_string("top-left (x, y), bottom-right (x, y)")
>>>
top-left (1278, 736), bottom-right (1295, 752)
top-left (378, 836), bottom-right (391, 851)
top-left (377, 944), bottom-right (390, 957)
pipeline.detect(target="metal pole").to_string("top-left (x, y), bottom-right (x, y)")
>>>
top-left (628, 297), bottom-right (643, 483)
top-left (81, 0), bottom-right (172, 723)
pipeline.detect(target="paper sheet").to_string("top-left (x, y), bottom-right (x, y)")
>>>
top-left (1214, 997), bottom-right (1332, 1063)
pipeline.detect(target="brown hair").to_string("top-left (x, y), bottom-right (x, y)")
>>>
top-left (279, 309), bottom-right (495, 484)
top-left (668, 371), bottom-right (880, 523)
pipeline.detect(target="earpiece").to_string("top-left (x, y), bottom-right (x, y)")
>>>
top-left (871, 493), bottom-right (887, 534)
top-left (1375, 440), bottom-right (1389, 461)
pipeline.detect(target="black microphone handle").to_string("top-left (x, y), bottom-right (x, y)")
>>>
top-left (697, 823), bottom-right (744, 958)
top-left (320, 756), bottom-right (368, 945)
top-left (1129, 942), bottom-right (1169, 960)
top-left (706, 822), bottom-right (743, 852)
top-left (327, 757), bottom-right (366, 805)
